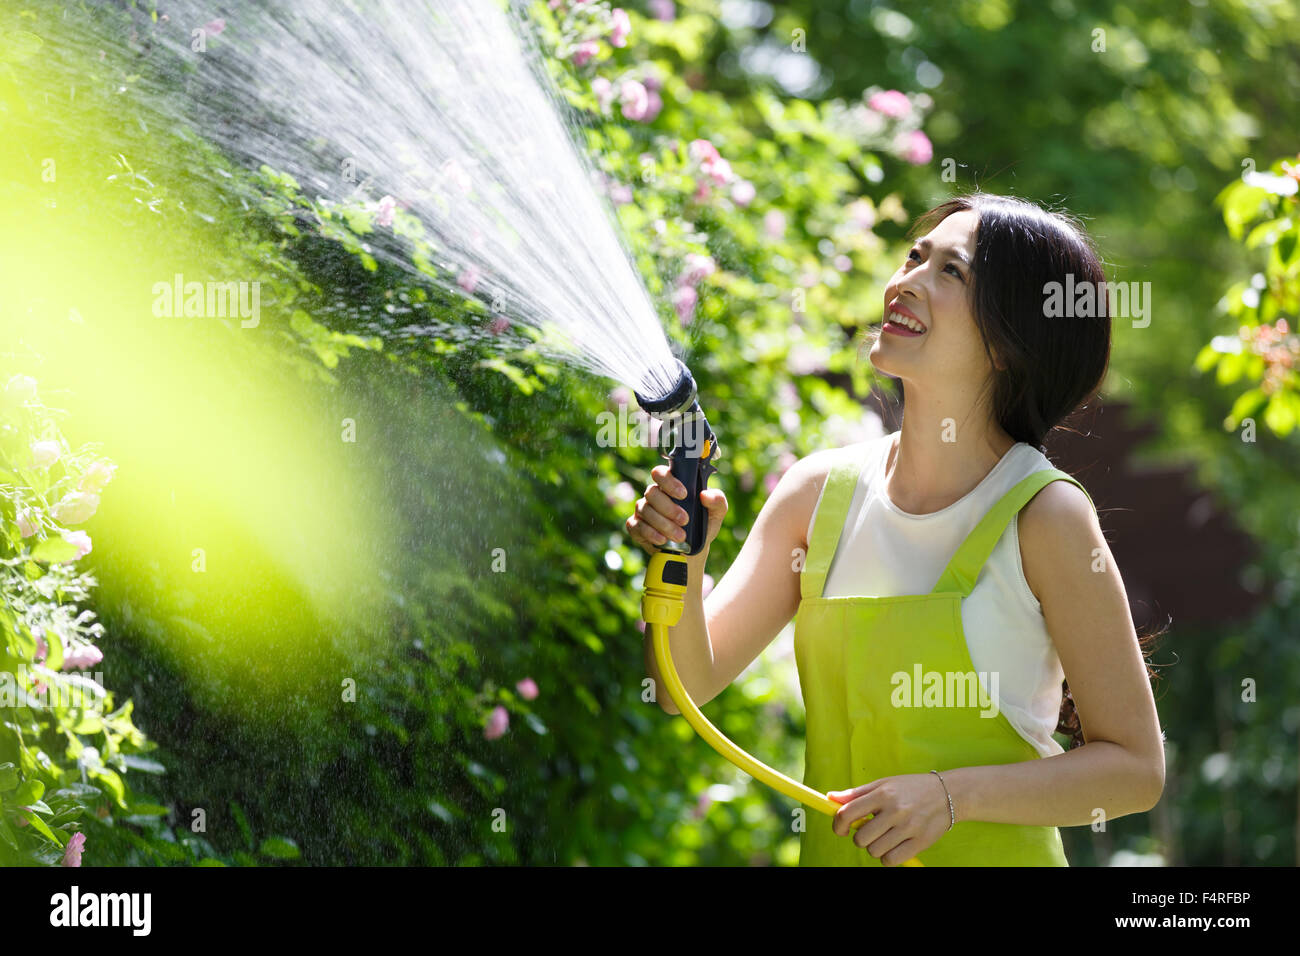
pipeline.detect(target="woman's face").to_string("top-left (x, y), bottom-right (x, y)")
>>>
top-left (869, 209), bottom-right (998, 389)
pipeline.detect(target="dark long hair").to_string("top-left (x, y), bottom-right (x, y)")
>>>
top-left (901, 191), bottom-right (1164, 750)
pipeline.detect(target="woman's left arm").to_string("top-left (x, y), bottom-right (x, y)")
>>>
top-left (943, 479), bottom-right (1166, 827)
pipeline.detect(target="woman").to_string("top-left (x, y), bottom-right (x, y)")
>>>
top-left (627, 191), bottom-right (1165, 866)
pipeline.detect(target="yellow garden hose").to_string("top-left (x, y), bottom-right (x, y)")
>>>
top-left (643, 551), bottom-right (923, 866)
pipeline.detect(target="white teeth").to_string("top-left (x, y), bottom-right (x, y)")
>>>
top-left (890, 311), bottom-right (925, 333)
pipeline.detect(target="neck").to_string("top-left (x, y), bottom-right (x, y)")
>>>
top-left (885, 387), bottom-right (1016, 515)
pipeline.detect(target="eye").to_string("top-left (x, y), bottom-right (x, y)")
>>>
top-left (907, 247), bottom-right (965, 281)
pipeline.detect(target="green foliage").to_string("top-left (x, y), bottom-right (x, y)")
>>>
top-left (1196, 158), bottom-right (1300, 435)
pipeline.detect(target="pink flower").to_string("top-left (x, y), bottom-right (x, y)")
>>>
top-left (5, 375), bottom-right (37, 402)
top-left (672, 284), bottom-right (697, 325)
top-left (374, 195), bottom-right (396, 228)
top-left (62, 832), bottom-right (86, 867)
top-left (764, 209), bottom-right (787, 239)
top-left (609, 182), bottom-right (633, 205)
top-left (63, 643), bottom-right (103, 671)
top-left (867, 90), bottom-right (911, 119)
top-left (730, 179), bottom-right (756, 206)
top-left (678, 253), bottom-right (716, 286)
top-left (703, 156), bottom-right (732, 186)
top-left (52, 491), bottom-right (99, 526)
top-left (647, 0), bottom-right (676, 20)
top-left (591, 76), bottom-right (616, 113)
top-left (619, 80), bottom-right (650, 121)
top-left (61, 530), bottom-right (92, 561)
top-left (484, 705), bottom-right (509, 740)
top-left (635, 619), bottom-right (646, 633)
top-left (764, 471), bottom-right (780, 494)
top-left (457, 266), bottom-right (480, 294)
top-left (17, 509), bottom-right (39, 538)
top-left (571, 40), bottom-right (600, 67)
top-left (610, 8), bottom-right (631, 47)
top-left (899, 130), bottom-right (933, 165)
top-left (30, 441), bottom-right (60, 468)
top-left (642, 89), bottom-right (663, 123)
top-left (203, 18), bottom-right (225, 37)
top-left (846, 198), bottom-right (875, 230)
top-left (688, 139), bottom-right (720, 165)
top-left (488, 316), bottom-right (511, 334)
top-left (608, 385), bottom-right (632, 408)
top-left (516, 677), bottom-right (539, 700)
top-left (80, 461), bottom-right (117, 493)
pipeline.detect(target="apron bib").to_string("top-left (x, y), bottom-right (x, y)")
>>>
top-left (794, 446), bottom-right (1093, 866)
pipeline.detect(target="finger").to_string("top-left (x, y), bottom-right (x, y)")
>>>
top-left (832, 790), bottom-right (886, 837)
top-left (861, 826), bottom-right (905, 859)
top-left (637, 497), bottom-right (685, 542)
top-left (651, 466), bottom-right (686, 500)
top-left (828, 780), bottom-right (880, 804)
top-left (881, 838), bottom-right (923, 868)
top-left (628, 515), bottom-right (669, 549)
top-left (646, 486), bottom-right (690, 525)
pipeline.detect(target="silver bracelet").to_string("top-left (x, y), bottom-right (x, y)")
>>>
top-left (931, 770), bottom-right (955, 831)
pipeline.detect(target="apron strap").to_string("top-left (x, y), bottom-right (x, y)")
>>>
top-left (931, 468), bottom-right (1096, 598)
top-left (801, 445), bottom-right (871, 600)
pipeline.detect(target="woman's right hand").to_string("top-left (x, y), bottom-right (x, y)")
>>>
top-left (626, 464), bottom-right (728, 555)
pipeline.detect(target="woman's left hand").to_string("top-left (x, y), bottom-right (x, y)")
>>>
top-left (828, 774), bottom-right (952, 866)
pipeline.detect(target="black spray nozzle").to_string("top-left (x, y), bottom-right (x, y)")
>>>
top-left (633, 357), bottom-right (696, 418)
top-left (631, 358), bottom-right (719, 556)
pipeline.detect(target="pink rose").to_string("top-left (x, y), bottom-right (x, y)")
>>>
top-left (672, 284), bottom-right (697, 325)
top-left (374, 195), bottom-right (396, 228)
top-left (571, 39), bottom-right (599, 67)
top-left (730, 179), bottom-right (756, 206)
top-left (867, 90), bottom-right (911, 119)
top-left (16, 508), bottom-right (39, 538)
top-left (52, 491), bottom-right (100, 526)
top-left (642, 89), bottom-right (663, 123)
top-left (678, 253), bottom-right (716, 286)
top-left (62, 832), bottom-right (86, 867)
top-left (457, 266), bottom-right (480, 294)
top-left (764, 209), bottom-right (787, 238)
top-left (63, 643), bottom-right (103, 671)
top-left (31, 441), bottom-right (61, 468)
top-left (703, 156), bottom-right (732, 186)
top-left (610, 8), bottom-right (631, 47)
top-left (80, 460), bottom-right (117, 493)
top-left (591, 76), bottom-right (615, 113)
top-left (203, 18), bottom-right (225, 37)
top-left (34, 631), bottom-right (47, 664)
top-left (647, 0), bottom-right (676, 21)
top-left (484, 705), bottom-right (509, 740)
top-left (619, 80), bottom-right (650, 121)
top-left (5, 375), bottom-right (37, 402)
top-left (516, 677), bottom-right (539, 700)
top-left (688, 139), bottom-right (720, 165)
top-left (899, 130), bottom-right (933, 165)
top-left (488, 316), bottom-right (511, 335)
top-left (61, 530), bottom-right (92, 561)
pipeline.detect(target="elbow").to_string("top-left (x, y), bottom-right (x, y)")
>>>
top-left (1142, 766), bottom-right (1166, 812)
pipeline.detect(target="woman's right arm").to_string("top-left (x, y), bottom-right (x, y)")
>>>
top-left (628, 452), bottom-right (832, 715)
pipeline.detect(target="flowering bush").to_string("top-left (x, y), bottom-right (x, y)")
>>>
top-left (1198, 155), bottom-right (1300, 435)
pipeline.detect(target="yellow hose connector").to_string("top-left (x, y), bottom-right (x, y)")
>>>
top-left (642, 550), bottom-right (922, 866)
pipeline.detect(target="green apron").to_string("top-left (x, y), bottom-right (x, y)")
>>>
top-left (793, 446), bottom-right (1094, 866)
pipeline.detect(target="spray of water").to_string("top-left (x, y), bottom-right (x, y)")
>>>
top-left (90, 0), bottom-right (686, 401)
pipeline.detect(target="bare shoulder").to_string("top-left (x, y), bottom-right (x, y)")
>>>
top-left (775, 440), bottom-right (878, 546)
top-left (1017, 477), bottom-right (1103, 601)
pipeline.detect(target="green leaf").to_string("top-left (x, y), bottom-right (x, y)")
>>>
top-left (258, 836), bottom-right (300, 860)
top-left (18, 809), bottom-right (62, 845)
top-left (0, 763), bottom-right (18, 792)
top-left (1263, 391), bottom-right (1297, 434)
top-left (30, 535), bottom-right (78, 564)
top-left (230, 801), bottom-right (255, 851)
top-left (0, 31), bottom-right (43, 64)
top-left (1193, 342), bottom-right (1221, 373)
top-left (1226, 388), bottom-right (1267, 427)
top-left (120, 755), bottom-right (167, 775)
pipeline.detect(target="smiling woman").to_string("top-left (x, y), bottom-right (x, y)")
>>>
top-left (644, 189), bottom-right (1167, 867)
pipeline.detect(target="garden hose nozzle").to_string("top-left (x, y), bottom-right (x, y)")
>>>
top-left (633, 358), bottom-right (719, 558)
top-left (635, 359), bottom-right (922, 866)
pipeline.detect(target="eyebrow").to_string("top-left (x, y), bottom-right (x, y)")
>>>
top-left (916, 237), bottom-right (972, 267)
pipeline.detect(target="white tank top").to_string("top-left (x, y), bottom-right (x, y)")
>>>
top-left (805, 431), bottom-right (1067, 758)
